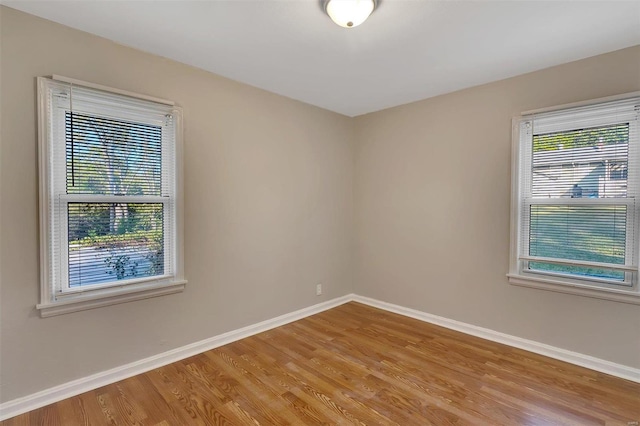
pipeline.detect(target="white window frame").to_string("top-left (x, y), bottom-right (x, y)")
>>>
top-left (508, 92), bottom-right (640, 305)
top-left (37, 76), bottom-right (186, 317)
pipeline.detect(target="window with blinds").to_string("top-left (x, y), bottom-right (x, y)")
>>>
top-left (38, 76), bottom-right (185, 315)
top-left (512, 96), bottom-right (640, 292)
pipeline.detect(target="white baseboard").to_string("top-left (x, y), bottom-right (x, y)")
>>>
top-left (0, 294), bottom-right (354, 421)
top-left (3, 292), bottom-right (639, 421)
top-left (352, 295), bottom-right (640, 384)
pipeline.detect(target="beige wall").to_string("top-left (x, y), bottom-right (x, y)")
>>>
top-left (0, 7), bottom-right (354, 402)
top-left (353, 45), bottom-right (640, 368)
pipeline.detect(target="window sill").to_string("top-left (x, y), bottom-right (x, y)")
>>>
top-left (36, 280), bottom-right (187, 317)
top-left (507, 273), bottom-right (640, 305)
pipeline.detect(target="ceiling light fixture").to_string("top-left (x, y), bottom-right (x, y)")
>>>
top-left (324, 0), bottom-right (377, 28)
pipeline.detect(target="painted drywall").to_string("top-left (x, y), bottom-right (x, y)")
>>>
top-left (0, 6), bottom-right (354, 402)
top-left (353, 45), bottom-right (640, 368)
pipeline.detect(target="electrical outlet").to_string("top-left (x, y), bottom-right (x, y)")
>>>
top-left (316, 283), bottom-right (322, 296)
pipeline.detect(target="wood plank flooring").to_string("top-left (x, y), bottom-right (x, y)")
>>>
top-left (3, 302), bottom-right (639, 425)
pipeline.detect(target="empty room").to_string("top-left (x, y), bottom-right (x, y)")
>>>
top-left (1, 1), bottom-right (639, 424)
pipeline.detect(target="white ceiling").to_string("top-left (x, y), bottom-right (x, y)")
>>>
top-left (4, 1), bottom-right (640, 116)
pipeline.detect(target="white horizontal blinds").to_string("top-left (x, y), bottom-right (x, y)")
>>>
top-left (531, 126), bottom-right (628, 199)
top-left (520, 96), bottom-right (640, 285)
top-left (48, 80), bottom-right (176, 293)
top-left (55, 84), bottom-right (172, 124)
top-left (65, 113), bottom-right (163, 196)
top-left (67, 203), bottom-right (164, 287)
top-left (528, 204), bottom-right (628, 282)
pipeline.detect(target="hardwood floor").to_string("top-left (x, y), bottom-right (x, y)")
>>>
top-left (3, 302), bottom-right (639, 425)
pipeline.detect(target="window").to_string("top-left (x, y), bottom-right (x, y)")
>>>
top-left (37, 76), bottom-right (185, 317)
top-left (509, 94), bottom-right (640, 304)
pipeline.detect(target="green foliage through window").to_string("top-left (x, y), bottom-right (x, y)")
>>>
top-left (533, 124), bottom-right (629, 152)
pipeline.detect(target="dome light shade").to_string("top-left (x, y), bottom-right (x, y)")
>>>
top-left (324, 0), bottom-right (376, 28)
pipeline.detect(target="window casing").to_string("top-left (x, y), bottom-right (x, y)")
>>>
top-left (509, 94), bottom-right (640, 304)
top-left (37, 76), bottom-right (185, 317)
